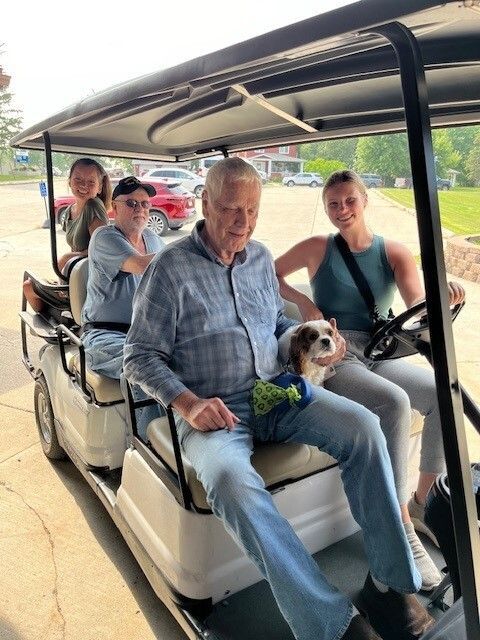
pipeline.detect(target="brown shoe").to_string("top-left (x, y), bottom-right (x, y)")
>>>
top-left (357, 574), bottom-right (435, 640)
top-left (342, 614), bottom-right (383, 639)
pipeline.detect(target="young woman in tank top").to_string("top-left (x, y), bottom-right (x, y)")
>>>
top-left (275, 169), bottom-right (465, 592)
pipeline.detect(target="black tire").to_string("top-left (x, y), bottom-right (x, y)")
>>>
top-left (34, 376), bottom-right (66, 460)
top-left (56, 206), bottom-right (68, 224)
top-left (148, 211), bottom-right (168, 236)
top-left (194, 185), bottom-right (204, 198)
top-left (309, 181), bottom-right (319, 188)
top-left (287, 180), bottom-right (295, 187)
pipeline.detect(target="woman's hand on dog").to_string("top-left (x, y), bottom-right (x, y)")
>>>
top-left (172, 391), bottom-right (240, 431)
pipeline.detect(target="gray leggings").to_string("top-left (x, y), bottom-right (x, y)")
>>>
top-left (324, 330), bottom-right (445, 504)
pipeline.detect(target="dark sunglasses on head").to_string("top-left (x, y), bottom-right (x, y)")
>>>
top-left (117, 198), bottom-right (151, 209)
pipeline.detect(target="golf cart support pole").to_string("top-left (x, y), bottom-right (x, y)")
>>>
top-left (371, 21), bottom-right (480, 637)
top-left (43, 131), bottom-right (64, 281)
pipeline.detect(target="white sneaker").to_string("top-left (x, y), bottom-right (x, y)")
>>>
top-left (408, 492), bottom-right (439, 547)
top-left (404, 522), bottom-right (442, 591)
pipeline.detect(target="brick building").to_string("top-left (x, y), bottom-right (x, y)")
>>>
top-left (234, 145), bottom-right (304, 178)
top-left (0, 66), bottom-right (11, 89)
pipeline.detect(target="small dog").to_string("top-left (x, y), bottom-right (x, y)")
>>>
top-left (278, 319), bottom-right (337, 386)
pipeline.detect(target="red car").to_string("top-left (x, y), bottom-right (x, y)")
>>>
top-left (53, 178), bottom-right (197, 236)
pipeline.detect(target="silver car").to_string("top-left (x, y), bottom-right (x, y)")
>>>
top-left (143, 167), bottom-right (205, 197)
top-left (282, 172), bottom-right (324, 187)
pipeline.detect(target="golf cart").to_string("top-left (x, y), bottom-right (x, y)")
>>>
top-left (11, 1), bottom-right (480, 638)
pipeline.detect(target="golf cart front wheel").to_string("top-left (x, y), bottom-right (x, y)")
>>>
top-left (34, 375), bottom-right (65, 460)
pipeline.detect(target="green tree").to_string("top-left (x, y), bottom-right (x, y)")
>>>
top-left (0, 92), bottom-right (22, 173)
top-left (0, 47), bottom-right (22, 172)
top-left (354, 133), bottom-right (410, 186)
top-left (304, 157), bottom-right (347, 178)
top-left (432, 129), bottom-right (461, 178)
top-left (466, 132), bottom-right (480, 186)
top-left (445, 125), bottom-right (480, 185)
top-left (300, 138), bottom-right (358, 166)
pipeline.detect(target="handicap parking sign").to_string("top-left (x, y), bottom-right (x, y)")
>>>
top-left (39, 181), bottom-right (47, 198)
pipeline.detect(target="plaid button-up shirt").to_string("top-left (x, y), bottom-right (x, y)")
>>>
top-left (124, 221), bottom-right (296, 406)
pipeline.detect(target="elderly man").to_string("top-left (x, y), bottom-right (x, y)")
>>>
top-left (124, 159), bottom-right (434, 640)
top-left (81, 176), bottom-right (165, 431)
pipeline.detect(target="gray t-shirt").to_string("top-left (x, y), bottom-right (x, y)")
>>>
top-left (81, 225), bottom-right (164, 325)
top-left (62, 197), bottom-right (109, 251)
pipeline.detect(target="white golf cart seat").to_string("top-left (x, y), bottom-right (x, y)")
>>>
top-left (146, 284), bottom-right (424, 511)
top-left (147, 412), bottom-right (424, 511)
top-left (68, 258), bottom-right (123, 403)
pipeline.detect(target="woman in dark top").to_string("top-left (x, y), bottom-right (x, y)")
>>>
top-left (275, 169), bottom-right (465, 591)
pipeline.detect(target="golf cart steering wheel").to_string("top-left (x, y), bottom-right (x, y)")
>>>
top-left (364, 299), bottom-right (464, 361)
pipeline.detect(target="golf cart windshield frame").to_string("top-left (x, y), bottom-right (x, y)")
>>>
top-left (12, 2), bottom-right (480, 636)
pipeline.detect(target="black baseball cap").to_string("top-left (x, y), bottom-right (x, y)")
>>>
top-left (112, 176), bottom-right (156, 199)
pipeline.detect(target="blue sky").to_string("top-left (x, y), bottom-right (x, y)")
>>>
top-left (2, 0), bottom-right (353, 128)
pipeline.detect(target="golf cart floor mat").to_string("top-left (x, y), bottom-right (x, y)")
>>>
top-left (204, 531), bottom-right (445, 639)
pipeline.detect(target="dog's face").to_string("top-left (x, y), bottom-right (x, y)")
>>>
top-left (289, 319), bottom-right (337, 378)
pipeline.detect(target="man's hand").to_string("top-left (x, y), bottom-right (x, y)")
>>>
top-left (172, 391), bottom-right (240, 432)
top-left (312, 324), bottom-right (346, 367)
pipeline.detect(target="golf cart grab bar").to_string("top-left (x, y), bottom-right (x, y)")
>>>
top-left (56, 323), bottom-right (91, 400)
top-left (119, 375), bottom-right (192, 510)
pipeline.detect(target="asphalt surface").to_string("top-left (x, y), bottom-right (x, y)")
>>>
top-left (0, 182), bottom-right (478, 639)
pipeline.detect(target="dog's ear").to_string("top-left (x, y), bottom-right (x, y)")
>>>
top-left (290, 325), bottom-right (319, 374)
top-left (329, 317), bottom-right (337, 331)
top-left (289, 330), bottom-right (305, 375)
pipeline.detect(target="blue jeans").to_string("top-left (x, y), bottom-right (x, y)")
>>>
top-left (325, 330), bottom-right (445, 504)
top-left (175, 387), bottom-right (421, 640)
top-left (83, 329), bottom-right (162, 439)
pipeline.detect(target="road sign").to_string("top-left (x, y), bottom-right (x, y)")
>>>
top-left (15, 152), bottom-right (29, 164)
top-left (39, 181), bottom-right (47, 198)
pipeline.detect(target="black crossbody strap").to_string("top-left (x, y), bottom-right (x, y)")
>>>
top-left (333, 233), bottom-right (378, 319)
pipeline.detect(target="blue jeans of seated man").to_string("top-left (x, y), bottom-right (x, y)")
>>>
top-left (175, 387), bottom-right (421, 640)
top-left (83, 329), bottom-right (162, 440)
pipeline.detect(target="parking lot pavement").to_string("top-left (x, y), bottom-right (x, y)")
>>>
top-left (0, 183), bottom-right (478, 639)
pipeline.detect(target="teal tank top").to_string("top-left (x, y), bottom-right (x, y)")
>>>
top-left (310, 234), bottom-right (396, 331)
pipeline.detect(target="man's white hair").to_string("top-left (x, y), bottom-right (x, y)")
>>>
top-left (204, 157), bottom-right (262, 201)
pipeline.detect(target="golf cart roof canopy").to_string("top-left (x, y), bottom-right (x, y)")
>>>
top-left (11, 0), bottom-right (480, 161)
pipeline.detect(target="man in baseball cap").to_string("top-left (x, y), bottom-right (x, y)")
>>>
top-left (112, 176), bottom-right (156, 199)
top-left (81, 175), bottom-right (164, 436)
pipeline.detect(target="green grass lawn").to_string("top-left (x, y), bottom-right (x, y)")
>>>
top-left (380, 187), bottom-right (480, 236)
top-left (0, 174), bottom-right (41, 183)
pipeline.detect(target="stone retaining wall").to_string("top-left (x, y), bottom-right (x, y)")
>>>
top-left (445, 235), bottom-right (480, 283)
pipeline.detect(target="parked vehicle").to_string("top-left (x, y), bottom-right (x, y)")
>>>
top-left (257, 169), bottom-right (268, 183)
top-left (282, 172), bottom-right (324, 187)
top-left (394, 176), bottom-right (413, 188)
top-left (358, 173), bottom-right (384, 187)
top-left (394, 176), bottom-right (452, 190)
top-left (143, 167), bottom-right (205, 197)
top-left (436, 177), bottom-right (452, 190)
top-left (12, 2), bottom-right (480, 638)
top-left (54, 179), bottom-right (196, 236)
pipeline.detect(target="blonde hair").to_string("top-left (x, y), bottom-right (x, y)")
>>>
top-left (69, 158), bottom-right (112, 210)
top-left (204, 157), bottom-right (261, 201)
top-left (322, 170), bottom-right (367, 204)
